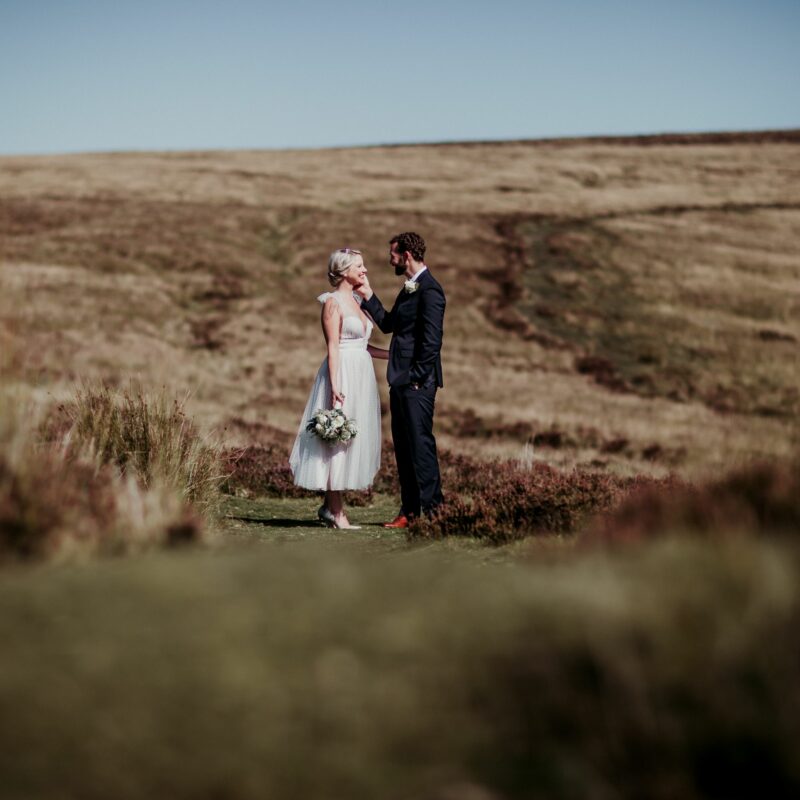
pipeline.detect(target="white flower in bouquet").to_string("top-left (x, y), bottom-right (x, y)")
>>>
top-left (306, 407), bottom-right (358, 445)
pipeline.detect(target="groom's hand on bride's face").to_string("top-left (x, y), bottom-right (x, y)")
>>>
top-left (355, 276), bottom-right (373, 300)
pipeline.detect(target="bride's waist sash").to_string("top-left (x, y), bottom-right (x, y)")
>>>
top-left (338, 338), bottom-right (368, 351)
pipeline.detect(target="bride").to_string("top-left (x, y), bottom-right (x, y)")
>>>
top-left (289, 248), bottom-right (387, 529)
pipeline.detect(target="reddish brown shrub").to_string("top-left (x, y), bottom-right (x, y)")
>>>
top-left (574, 355), bottom-right (630, 392)
top-left (590, 457), bottom-right (799, 544)
top-left (370, 440), bottom-right (401, 495)
top-left (442, 407), bottom-right (491, 438)
top-left (758, 328), bottom-right (797, 343)
top-left (641, 444), bottom-right (663, 461)
top-left (441, 407), bottom-right (579, 445)
top-left (0, 450), bottom-right (202, 563)
top-left (440, 407), bottom-right (537, 441)
top-left (221, 439), bottom-right (399, 505)
top-left (221, 444), bottom-right (307, 499)
top-left (0, 453), bottom-right (96, 559)
top-left (601, 437), bottom-right (629, 454)
top-left (438, 449), bottom-right (498, 495)
top-left (533, 429), bottom-right (565, 448)
top-left (410, 460), bottom-right (671, 544)
top-left (1, 385), bottom-right (213, 562)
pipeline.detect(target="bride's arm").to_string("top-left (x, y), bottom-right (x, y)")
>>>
top-left (321, 299), bottom-right (345, 406)
top-left (367, 345), bottom-right (389, 360)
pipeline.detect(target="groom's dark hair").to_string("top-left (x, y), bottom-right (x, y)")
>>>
top-left (390, 232), bottom-right (426, 263)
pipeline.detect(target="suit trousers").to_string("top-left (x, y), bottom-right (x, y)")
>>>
top-left (389, 381), bottom-right (444, 518)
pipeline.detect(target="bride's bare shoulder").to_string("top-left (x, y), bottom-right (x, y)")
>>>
top-left (317, 292), bottom-right (340, 310)
top-left (321, 295), bottom-right (342, 323)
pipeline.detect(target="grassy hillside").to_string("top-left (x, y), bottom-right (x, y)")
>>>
top-left (2, 131), bottom-right (799, 479)
top-left (2, 132), bottom-right (800, 798)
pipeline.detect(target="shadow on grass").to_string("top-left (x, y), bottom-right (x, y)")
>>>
top-left (224, 515), bottom-right (318, 528)
top-left (225, 515), bottom-right (388, 530)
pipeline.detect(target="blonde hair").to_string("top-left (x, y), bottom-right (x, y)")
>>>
top-left (327, 248), bottom-right (362, 287)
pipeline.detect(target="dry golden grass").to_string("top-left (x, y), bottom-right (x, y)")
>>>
top-left (0, 382), bottom-right (208, 562)
top-left (1, 132), bottom-right (798, 480)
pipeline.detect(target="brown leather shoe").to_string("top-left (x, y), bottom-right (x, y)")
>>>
top-left (382, 515), bottom-right (408, 529)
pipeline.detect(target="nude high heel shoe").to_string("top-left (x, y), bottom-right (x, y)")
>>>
top-left (317, 505), bottom-right (361, 530)
top-left (335, 520), bottom-right (362, 530)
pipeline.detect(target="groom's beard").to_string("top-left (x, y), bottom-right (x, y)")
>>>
top-left (394, 265), bottom-right (405, 276)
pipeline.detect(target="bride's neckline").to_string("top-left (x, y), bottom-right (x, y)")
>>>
top-left (329, 290), bottom-right (370, 336)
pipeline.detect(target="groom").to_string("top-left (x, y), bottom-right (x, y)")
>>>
top-left (358, 232), bottom-right (445, 527)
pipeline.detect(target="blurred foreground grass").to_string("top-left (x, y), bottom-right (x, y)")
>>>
top-left (1, 521), bottom-right (798, 800)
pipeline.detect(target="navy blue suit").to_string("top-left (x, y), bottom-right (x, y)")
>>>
top-left (363, 269), bottom-right (445, 517)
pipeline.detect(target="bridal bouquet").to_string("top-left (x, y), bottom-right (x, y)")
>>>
top-left (307, 408), bottom-right (358, 445)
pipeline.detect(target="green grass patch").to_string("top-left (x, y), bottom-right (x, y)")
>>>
top-left (219, 494), bottom-right (554, 564)
top-left (516, 212), bottom-right (800, 418)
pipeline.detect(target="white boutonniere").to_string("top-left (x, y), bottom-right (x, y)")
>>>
top-left (404, 280), bottom-right (419, 294)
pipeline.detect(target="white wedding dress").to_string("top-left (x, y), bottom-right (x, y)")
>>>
top-left (289, 292), bottom-right (382, 491)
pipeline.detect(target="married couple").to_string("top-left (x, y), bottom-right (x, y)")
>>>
top-left (289, 232), bottom-right (445, 529)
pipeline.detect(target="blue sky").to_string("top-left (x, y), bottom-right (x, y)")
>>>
top-left (1, 0), bottom-right (798, 154)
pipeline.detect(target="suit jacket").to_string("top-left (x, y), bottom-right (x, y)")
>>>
top-left (363, 268), bottom-right (445, 388)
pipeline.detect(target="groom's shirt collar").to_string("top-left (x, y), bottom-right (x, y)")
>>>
top-left (408, 265), bottom-right (427, 283)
